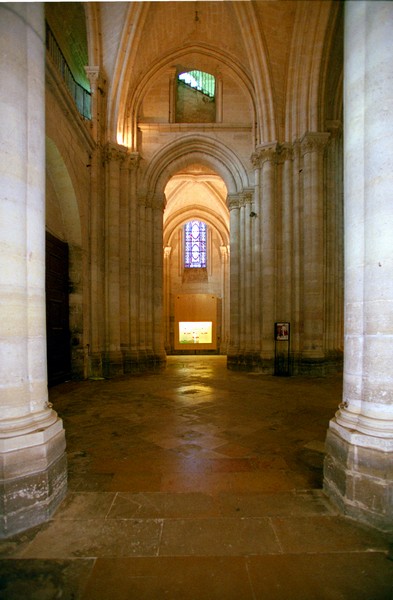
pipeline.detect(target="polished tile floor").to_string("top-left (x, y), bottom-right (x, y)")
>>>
top-left (1, 356), bottom-right (392, 599)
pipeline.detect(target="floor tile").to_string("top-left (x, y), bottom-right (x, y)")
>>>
top-left (54, 492), bottom-right (116, 519)
top-left (22, 519), bottom-right (162, 558)
top-left (246, 553), bottom-right (393, 600)
top-left (107, 492), bottom-right (218, 519)
top-left (218, 490), bottom-right (336, 517)
top-left (0, 558), bottom-right (94, 600)
top-left (159, 517), bottom-right (280, 556)
top-left (271, 515), bottom-right (391, 554)
top-left (81, 556), bottom-right (254, 600)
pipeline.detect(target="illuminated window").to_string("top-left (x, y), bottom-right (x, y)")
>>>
top-left (184, 220), bottom-right (207, 268)
top-left (178, 70), bottom-right (215, 98)
top-left (179, 322), bottom-right (212, 344)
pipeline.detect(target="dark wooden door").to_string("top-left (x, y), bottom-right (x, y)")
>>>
top-left (46, 232), bottom-right (71, 386)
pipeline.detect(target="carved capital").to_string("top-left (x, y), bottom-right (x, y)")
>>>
top-left (164, 246), bottom-right (172, 259)
top-left (300, 132), bottom-right (330, 157)
top-left (122, 152), bottom-right (141, 171)
top-left (240, 190), bottom-right (253, 206)
top-left (227, 194), bottom-right (241, 211)
top-left (84, 66), bottom-right (106, 95)
top-left (103, 142), bottom-right (128, 164)
top-left (276, 143), bottom-right (294, 164)
top-left (251, 142), bottom-right (279, 167)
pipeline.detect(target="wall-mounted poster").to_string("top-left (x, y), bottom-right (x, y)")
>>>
top-left (275, 322), bottom-right (290, 341)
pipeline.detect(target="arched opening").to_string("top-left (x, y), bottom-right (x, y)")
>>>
top-left (163, 164), bottom-right (229, 355)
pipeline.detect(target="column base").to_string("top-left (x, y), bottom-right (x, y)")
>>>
top-left (323, 420), bottom-right (393, 533)
top-left (0, 419), bottom-right (67, 538)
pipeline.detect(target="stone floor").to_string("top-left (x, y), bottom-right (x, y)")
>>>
top-left (1, 356), bottom-right (392, 599)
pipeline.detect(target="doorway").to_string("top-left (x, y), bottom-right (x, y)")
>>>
top-left (45, 231), bottom-right (71, 386)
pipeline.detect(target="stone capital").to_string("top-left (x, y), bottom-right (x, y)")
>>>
top-left (84, 66), bottom-right (106, 94)
top-left (276, 143), bottom-right (294, 164)
top-left (122, 152), bottom-right (141, 171)
top-left (103, 142), bottom-right (128, 164)
top-left (251, 142), bottom-right (279, 167)
top-left (300, 132), bottom-right (330, 157)
top-left (227, 194), bottom-right (241, 211)
top-left (240, 190), bottom-right (254, 206)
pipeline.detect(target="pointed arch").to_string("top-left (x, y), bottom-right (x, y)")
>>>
top-left (84, 2), bottom-right (101, 66)
top-left (106, 2), bottom-right (150, 143)
top-left (285, 0), bottom-right (334, 138)
top-left (232, 1), bottom-right (276, 143)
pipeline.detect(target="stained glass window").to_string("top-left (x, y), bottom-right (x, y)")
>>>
top-left (184, 220), bottom-right (207, 268)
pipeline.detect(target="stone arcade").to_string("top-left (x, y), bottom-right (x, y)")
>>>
top-left (0, 1), bottom-right (392, 539)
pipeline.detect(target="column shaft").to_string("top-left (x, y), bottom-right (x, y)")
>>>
top-left (0, 3), bottom-right (66, 538)
top-left (324, 0), bottom-right (393, 532)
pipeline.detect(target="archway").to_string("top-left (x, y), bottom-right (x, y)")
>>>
top-left (163, 164), bottom-right (229, 355)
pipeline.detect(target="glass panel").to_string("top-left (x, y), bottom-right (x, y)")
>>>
top-left (179, 322), bottom-right (212, 344)
top-left (178, 70), bottom-right (215, 98)
top-left (184, 220), bottom-right (207, 268)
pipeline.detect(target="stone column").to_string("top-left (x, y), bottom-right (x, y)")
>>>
top-left (300, 132), bottom-right (329, 369)
top-left (220, 245), bottom-right (229, 354)
top-left (152, 194), bottom-right (166, 366)
top-left (324, 0), bottom-right (393, 532)
top-left (164, 246), bottom-right (172, 353)
top-left (325, 121), bottom-right (344, 358)
top-left (253, 143), bottom-right (278, 371)
top-left (103, 143), bottom-right (126, 376)
top-left (121, 153), bottom-right (140, 371)
top-left (0, 3), bottom-right (66, 537)
top-left (227, 194), bottom-right (241, 365)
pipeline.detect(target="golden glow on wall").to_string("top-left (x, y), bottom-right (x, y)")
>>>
top-left (179, 322), bottom-right (212, 344)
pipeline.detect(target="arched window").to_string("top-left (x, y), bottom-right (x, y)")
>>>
top-left (184, 220), bottom-right (207, 268)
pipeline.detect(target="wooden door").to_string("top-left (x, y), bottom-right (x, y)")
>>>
top-left (46, 232), bottom-right (71, 386)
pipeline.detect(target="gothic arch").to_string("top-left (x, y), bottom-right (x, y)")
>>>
top-left (231, 1), bottom-right (276, 143)
top-left (140, 135), bottom-right (250, 201)
top-left (45, 137), bottom-right (81, 246)
top-left (84, 2), bottom-right (102, 66)
top-left (120, 43), bottom-right (257, 150)
top-left (285, 0), bottom-right (335, 138)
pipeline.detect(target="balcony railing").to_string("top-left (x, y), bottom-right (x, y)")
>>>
top-left (45, 22), bottom-right (91, 120)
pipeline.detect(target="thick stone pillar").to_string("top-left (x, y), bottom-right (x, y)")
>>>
top-left (324, 0), bottom-right (393, 532)
top-left (0, 3), bottom-right (67, 537)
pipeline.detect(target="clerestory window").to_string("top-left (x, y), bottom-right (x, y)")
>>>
top-left (184, 220), bottom-right (207, 268)
top-left (176, 70), bottom-right (216, 123)
top-left (178, 70), bottom-right (215, 98)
